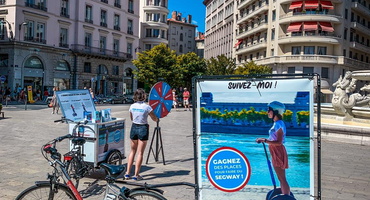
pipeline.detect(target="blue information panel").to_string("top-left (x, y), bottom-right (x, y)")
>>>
top-left (206, 147), bottom-right (251, 192)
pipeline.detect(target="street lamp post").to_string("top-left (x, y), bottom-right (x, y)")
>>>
top-left (0, 19), bottom-right (14, 41)
top-left (18, 22), bottom-right (27, 41)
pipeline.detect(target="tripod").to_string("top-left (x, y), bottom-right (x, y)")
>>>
top-left (146, 120), bottom-right (165, 165)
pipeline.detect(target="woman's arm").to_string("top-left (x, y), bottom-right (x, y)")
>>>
top-left (256, 128), bottom-right (284, 145)
top-left (149, 111), bottom-right (159, 122)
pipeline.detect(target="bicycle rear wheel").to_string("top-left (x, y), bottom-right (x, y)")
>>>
top-left (128, 190), bottom-right (167, 200)
top-left (16, 183), bottom-right (76, 200)
top-left (65, 156), bottom-right (82, 189)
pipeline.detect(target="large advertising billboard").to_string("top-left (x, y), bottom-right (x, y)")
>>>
top-left (194, 77), bottom-right (316, 200)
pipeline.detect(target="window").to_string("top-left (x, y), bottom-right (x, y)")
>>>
top-left (127, 42), bottom-right (132, 55)
top-left (127, 19), bottom-right (133, 34)
top-left (114, 14), bottom-right (120, 31)
top-left (179, 45), bottom-right (183, 53)
top-left (321, 67), bottom-right (329, 78)
top-left (114, 0), bottom-right (121, 8)
top-left (35, 22), bottom-right (45, 43)
top-left (271, 29), bottom-right (275, 40)
top-left (153, 29), bottom-right (159, 37)
top-left (288, 67), bottom-right (295, 74)
top-left (292, 46), bottom-right (301, 55)
top-left (25, 56), bottom-right (43, 69)
top-left (317, 46), bottom-right (327, 55)
top-left (345, 9), bottom-right (348, 20)
top-left (100, 36), bottom-right (106, 53)
top-left (84, 62), bottom-right (91, 73)
top-left (59, 28), bottom-right (68, 48)
top-left (343, 49), bottom-right (346, 57)
top-left (344, 28), bottom-right (347, 40)
top-left (172, 27), bottom-right (176, 35)
top-left (84, 33), bottom-right (92, 48)
top-left (304, 46), bottom-right (315, 54)
top-left (180, 33), bottom-right (183, 41)
top-left (349, 51), bottom-right (352, 58)
top-left (98, 65), bottom-right (108, 75)
top-left (112, 66), bottom-right (119, 75)
top-left (153, 13), bottom-right (160, 22)
top-left (61, 0), bottom-right (69, 18)
top-left (113, 39), bottom-right (119, 54)
top-left (85, 5), bottom-right (93, 23)
top-left (272, 10), bottom-right (276, 21)
top-left (56, 60), bottom-right (70, 71)
top-left (0, 19), bottom-right (5, 40)
top-left (303, 67), bottom-right (314, 74)
top-left (0, 54), bottom-right (8, 67)
top-left (100, 10), bottom-right (107, 27)
top-left (146, 29), bottom-right (152, 37)
top-left (128, 0), bottom-right (134, 13)
top-left (145, 44), bottom-right (151, 50)
top-left (161, 30), bottom-right (165, 39)
top-left (188, 41), bottom-right (191, 49)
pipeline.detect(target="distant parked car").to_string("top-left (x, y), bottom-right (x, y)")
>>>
top-left (107, 94), bottom-right (134, 104)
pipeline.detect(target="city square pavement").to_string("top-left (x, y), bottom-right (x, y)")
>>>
top-left (0, 103), bottom-right (370, 199)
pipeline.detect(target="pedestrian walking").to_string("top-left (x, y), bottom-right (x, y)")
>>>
top-left (51, 86), bottom-right (60, 114)
top-left (182, 87), bottom-right (190, 111)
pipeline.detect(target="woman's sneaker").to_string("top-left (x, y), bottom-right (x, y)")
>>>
top-left (132, 175), bottom-right (143, 181)
top-left (124, 174), bottom-right (131, 180)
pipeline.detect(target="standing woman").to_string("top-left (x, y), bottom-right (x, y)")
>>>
top-left (125, 88), bottom-right (158, 181)
top-left (256, 101), bottom-right (290, 195)
top-left (51, 86), bottom-right (60, 114)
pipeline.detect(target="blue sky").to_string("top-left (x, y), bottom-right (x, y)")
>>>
top-left (168, 0), bottom-right (206, 33)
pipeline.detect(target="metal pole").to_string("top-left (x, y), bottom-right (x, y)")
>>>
top-left (24, 94), bottom-right (27, 110)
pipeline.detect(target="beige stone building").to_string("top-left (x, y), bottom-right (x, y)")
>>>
top-left (139, 0), bottom-right (169, 51)
top-left (167, 11), bottom-right (197, 55)
top-left (203, 0), bottom-right (370, 92)
top-left (0, 0), bottom-right (139, 96)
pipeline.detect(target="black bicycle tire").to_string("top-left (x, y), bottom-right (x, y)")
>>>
top-left (15, 183), bottom-right (77, 200)
top-left (128, 190), bottom-right (167, 200)
top-left (106, 150), bottom-right (122, 165)
top-left (65, 156), bottom-right (81, 189)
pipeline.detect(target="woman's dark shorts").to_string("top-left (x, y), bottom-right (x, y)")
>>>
top-left (130, 123), bottom-right (149, 141)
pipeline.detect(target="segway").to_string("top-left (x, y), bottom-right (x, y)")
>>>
top-left (262, 143), bottom-right (296, 200)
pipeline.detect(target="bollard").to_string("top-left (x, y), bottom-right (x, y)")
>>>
top-left (5, 96), bottom-right (8, 107)
top-left (25, 94), bottom-right (27, 110)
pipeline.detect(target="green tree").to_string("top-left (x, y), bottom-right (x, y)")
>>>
top-left (176, 52), bottom-right (206, 89)
top-left (206, 55), bottom-right (236, 75)
top-left (234, 61), bottom-right (272, 75)
top-left (132, 43), bottom-right (177, 87)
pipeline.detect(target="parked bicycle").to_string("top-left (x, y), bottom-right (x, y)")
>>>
top-left (15, 134), bottom-right (196, 200)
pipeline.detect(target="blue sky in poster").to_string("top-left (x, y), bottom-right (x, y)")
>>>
top-left (212, 92), bottom-right (298, 104)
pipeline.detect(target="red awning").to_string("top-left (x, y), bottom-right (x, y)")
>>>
top-left (234, 39), bottom-right (243, 48)
top-left (305, 0), bottom-right (319, 9)
top-left (303, 21), bottom-right (318, 31)
top-left (319, 22), bottom-right (334, 32)
top-left (321, 1), bottom-right (334, 9)
top-left (289, 1), bottom-right (303, 9)
top-left (287, 22), bottom-right (302, 32)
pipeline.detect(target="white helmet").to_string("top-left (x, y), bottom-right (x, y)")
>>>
top-left (268, 101), bottom-right (285, 115)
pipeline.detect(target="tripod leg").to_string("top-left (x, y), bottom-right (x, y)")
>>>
top-left (158, 127), bottom-right (165, 165)
top-left (145, 128), bottom-right (157, 164)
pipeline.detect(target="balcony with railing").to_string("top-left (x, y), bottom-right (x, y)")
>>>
top-left (350, 41), bottom-right (370, 53)
top-left (114, 25), bottom-right (120, 31)
top-left (24, 36), bottom-right (46, 44)
top-left (236, 22), bottom-right (268, 40)
top-left (279, 12), bottom-right (341, 24)
top-left (127, 29), bottom-right (133, 35)
top-left (25, 2), bottom-right (47, 12)
top-left (238, 0), bottom-right (254, 10)
top-left (101, 0), bottom-right (108, 3)
top-left (59, 43), bottom-right (69, 48)
top-left (85, 18), bottom-right (93, 24)
top-left (351, 21), bottom-right (370, 34)
top-left (70, 44), bottom-right (132, 61)
top-left (237, 2), bottom-right (268, 25)
top-left (128, 9), bottom-right (134, 14)
top-left (60, 10), bottom-right (70, 18)
top-left (235, 39), bottom-right (267, 55)
top-left (100, 22), bottom-right (107, 27)
top-left (278, 32), bottom-right (341, 44)
top-left (352, 1), bottom-right (370, 15)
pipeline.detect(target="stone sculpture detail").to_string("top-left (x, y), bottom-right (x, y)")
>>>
top-left (332, 71), bottom-right (370, 118)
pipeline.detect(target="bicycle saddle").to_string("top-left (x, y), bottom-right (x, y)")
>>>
top-left (100, 163), bottom-right (126, 176)
top-left (72, 138), bottom-right (86, 145)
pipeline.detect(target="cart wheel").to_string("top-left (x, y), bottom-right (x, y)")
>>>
top-left (266, 188), bottom-right (294, 200)
top-left (106, 150), bottom-right (122, 166)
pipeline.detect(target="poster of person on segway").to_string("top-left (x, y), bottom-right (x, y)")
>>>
top-left (194, 77), bottom-right (314, 200)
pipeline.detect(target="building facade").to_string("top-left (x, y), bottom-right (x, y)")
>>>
top-left (195, 32), bottom-right (205, 58)
top-left (0, 0), bottom-right (139, 96)
top-left (139, 0), bottom-right (169, 51)
top-left (167, 11), bottom-right (197, 55)
top-left (203, 0), bottom-right (370, 92)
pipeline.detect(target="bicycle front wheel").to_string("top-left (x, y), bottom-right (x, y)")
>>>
top-left (128, 190), bottom-right (167, 200)
top-left (16, 183), bottom-right (76, 200)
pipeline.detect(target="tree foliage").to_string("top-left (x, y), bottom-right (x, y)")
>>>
top-left (206, 55), bottom-right (236, 75)
top-left (132, 43), bottom-right (177, 87)
top-left (234, 61), bottom-right (272, 75)
top-left (175, 52), bottom-right (207, 89)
